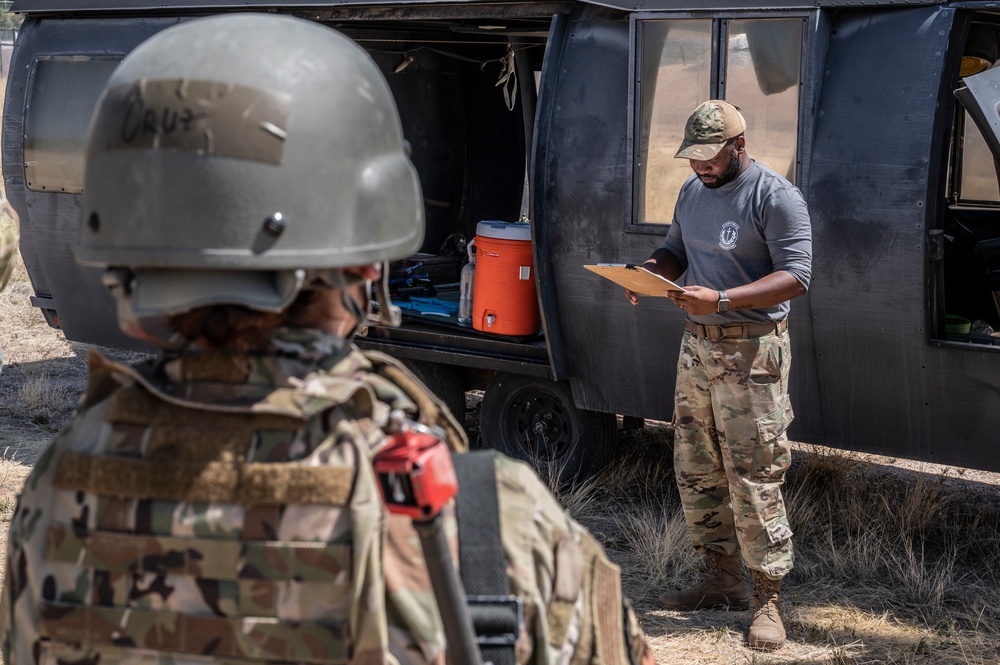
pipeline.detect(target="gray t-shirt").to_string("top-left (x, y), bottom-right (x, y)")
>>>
top-left (661, 160), bottom-right (812, 324)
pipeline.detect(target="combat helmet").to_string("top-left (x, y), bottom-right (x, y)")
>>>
top-left (78, 13), bottom-right (423, 335)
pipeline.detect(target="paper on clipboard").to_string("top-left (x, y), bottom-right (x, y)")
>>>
top-left (583, 263), bottom-right (686, 296)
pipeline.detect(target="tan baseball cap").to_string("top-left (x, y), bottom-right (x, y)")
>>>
top-left (675, 100), bottom-right (747, 161)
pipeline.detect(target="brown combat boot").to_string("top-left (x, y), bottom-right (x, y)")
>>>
top-left (656, 550), bottom-right (750, 610)
top-left (748, 570), bottom-right (785, 650)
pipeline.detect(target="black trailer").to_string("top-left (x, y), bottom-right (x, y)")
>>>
top-left (5, 0), bottom-right (1000, 481)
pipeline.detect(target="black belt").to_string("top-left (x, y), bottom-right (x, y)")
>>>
top-left (684, 318), bottom-right (787, 340)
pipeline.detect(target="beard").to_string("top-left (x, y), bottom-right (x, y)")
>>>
top-left (700, 149), bottom-right (742, 189)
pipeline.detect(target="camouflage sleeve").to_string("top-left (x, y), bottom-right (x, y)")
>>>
top-left (0, 511), bottom-right (22, 665)
top-left (0, 421), bottom-right (66, 665)
top-left (0, 199), bottom-right (20, 293)
top-left (382, 507), bottom-right (454, 664)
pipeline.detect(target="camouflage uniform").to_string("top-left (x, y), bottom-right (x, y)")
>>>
top-left (0, 329), bottom-right (654, 665)
top-left (0, 200), bottom-right (19, 376)
top-left (673, 329), bottom-right (794, 578)
top-left (0, 202), bottom-right (16, 294)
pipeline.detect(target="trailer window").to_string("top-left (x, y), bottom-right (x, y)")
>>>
top-left (636, 19), bottom-right (712, 225)
top-left (24, 57), bottom-right (121, 194)
top-left (635, 17), bottom-right (803, 226)
top-left (957, 109), bottom-right (1000, 203)
top-left (725, 19), bottom-right (802, 185)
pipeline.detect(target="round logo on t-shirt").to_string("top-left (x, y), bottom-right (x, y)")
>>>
top-left (719, 221), bottom-right (739, 250)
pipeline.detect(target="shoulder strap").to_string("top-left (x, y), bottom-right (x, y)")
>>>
top-left (453, 450), bottom-right (517, 665)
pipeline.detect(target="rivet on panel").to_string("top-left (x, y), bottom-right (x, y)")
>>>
top-left (264, 213), bottom-right (286, 237)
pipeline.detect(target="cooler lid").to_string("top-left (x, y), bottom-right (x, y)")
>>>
top-left (476, 220), bottom-right (532, 241)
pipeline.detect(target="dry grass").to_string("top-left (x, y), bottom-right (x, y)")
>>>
top-left (457, 395), bottom-right (1000, 663)
top-left (544, 434), bottom-right (1000, 664)
top-left (2, 251), bottom-right (1000, 663)
top-left (0, 258), bottom-right (94, 462)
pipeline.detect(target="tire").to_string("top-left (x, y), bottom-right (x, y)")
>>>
top-left (479, 373), bottom-right (617, 486)
top-left (400, 359), bottom-right (467, 424)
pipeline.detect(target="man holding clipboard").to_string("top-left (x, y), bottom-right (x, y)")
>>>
top-left (625, 100), bottom-right (812, 651)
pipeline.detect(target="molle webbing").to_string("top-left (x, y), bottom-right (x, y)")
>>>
top-left (104, 382), bottom-right (312, 430)
top-left (38, 601), bottom-right (350, 664)
top-left (547, 537), bottom-right (583, 648)
top-left (53, 451), bottom-right (354, 505)
top-left (54, 381), bottom-right (357, 504)
top-left (44, 523), bottom-right (351, 581)
top-left (22, 351), bottom-right (394, 665)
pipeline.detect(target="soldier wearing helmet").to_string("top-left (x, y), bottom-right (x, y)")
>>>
top-left (0, 14), bottom-right (655, 665)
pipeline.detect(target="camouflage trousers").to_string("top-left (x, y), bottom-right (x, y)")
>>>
top-left (672, 327), bottom-right (795, 578)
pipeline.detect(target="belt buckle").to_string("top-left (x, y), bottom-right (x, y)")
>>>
top-left (708, 323), bottom-right (745, 340)
top-left (723, 324), bottom-right (746, 340)
top-left (467, 595), bottom-right (522, 646)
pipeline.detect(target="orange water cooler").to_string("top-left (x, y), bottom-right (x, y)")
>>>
top-left (472, 221), bottom-right (540, 336)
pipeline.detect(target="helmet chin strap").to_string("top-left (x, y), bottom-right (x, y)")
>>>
top-left (338, 277), bottom-right (368, 338)
top-left (373, 260), bottom-right (402, 327)
top-left (325, 262), bottom-right (400, 338)
top-left (104, 263), bottom-right (404, 348)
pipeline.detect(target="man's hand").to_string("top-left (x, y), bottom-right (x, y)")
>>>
top-left (624, 287), bottom-right (639, 306)
top-left (668, 285), bottom-right (719, 316)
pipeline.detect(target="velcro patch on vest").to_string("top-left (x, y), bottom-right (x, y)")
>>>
top-left (53, 451), bottom-right (355, 505)
top-left (592, 557), bottom-right (628, 665)
top-left (548, 536), bottom-right (583, 648)
top-left (38, 602), bottom-right (349, 664)
top-left (107, 385), bottom-right (307, 431)
top-left (45, 524), bottom-right (351, 582)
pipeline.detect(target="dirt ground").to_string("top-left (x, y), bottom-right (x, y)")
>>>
top-left (2, 279), bottom-right (1000, 664)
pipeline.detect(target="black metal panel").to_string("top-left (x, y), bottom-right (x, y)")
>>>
top-left (780, 11), bottom-right (831, 444)
top-left (531, 10), bottom-right (570, 381)
top-left (2, 17), bottom-right (181, 352)
top-left (11, 0), bottom-right (521, 10)
top-left (357, 321), bottom-right (550, 374)
top-left (537, 8), bottom-right (684, 419)
top-left (585, 0), bottom-right (946, 10)
top-left (11, 0), bottom-right (949, 15)
top-left (808, 5), bottom-right (1000, 472)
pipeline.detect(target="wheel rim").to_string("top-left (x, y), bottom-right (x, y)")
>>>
top-left (502, 386), bottom-right (575, 463)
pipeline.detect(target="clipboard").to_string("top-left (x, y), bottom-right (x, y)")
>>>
top-left (583, 263), bottom-right (686, 296)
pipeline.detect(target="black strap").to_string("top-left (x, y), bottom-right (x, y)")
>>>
top-left (453, 451), bottom-right (519, 665)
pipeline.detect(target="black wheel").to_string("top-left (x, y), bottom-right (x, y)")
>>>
top-left (400, 359), bottom-right (467, 424)
top-left (479, 373), bottom-right (617, 486)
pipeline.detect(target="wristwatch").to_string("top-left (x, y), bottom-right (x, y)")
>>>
top-left (717, 290), bottom-right (730, 313)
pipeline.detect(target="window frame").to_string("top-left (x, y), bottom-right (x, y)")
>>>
top-left (23, 54), bottom-right (124, 194)
top-left (627, 10), bottom-right (812, 234)
top-left (949, 107), bottom-right (1000, 206)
